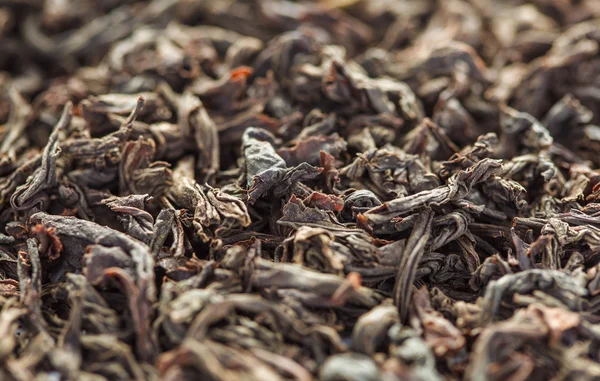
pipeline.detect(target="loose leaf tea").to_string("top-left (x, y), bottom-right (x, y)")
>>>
top-left (1, 0), bottom-right (600, 380)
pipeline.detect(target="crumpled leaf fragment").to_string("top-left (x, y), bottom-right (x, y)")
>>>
top-left (10, 102), bottom-right (72, 212)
